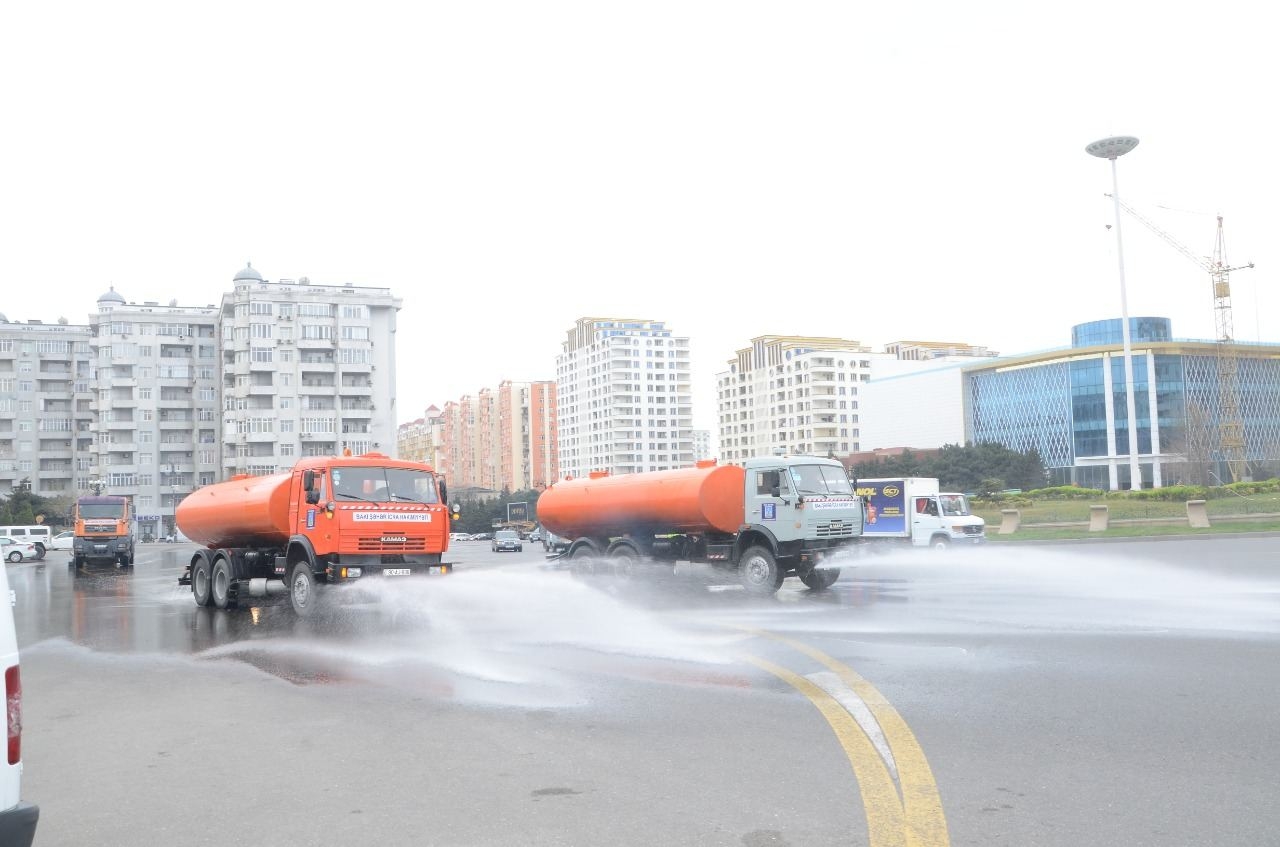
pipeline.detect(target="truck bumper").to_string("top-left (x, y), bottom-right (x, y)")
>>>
top-left (0, 802), bottom-right (39, 847)
top-left (74, 539), bottom-right (131, 560)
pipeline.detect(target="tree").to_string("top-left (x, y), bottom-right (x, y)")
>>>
top-left (0, 487), bottom-right (64, 527)
top-left (849, 442), bottom-right (1045, 493)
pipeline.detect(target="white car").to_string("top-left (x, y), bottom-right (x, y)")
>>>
top-left (0, 548), bottom-right (40, 845)
top-left (49, 531), bottom-right (75, 551)
top-left (0, 537), bottom-right (39, 565)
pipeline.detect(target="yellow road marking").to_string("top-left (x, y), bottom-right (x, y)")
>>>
top-left (742, 653), bottom-right (907, 847)
top-left (745, 629), bottom-right (950, 847)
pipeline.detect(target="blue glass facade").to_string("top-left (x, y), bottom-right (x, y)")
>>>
top-left (1071, 317), bottom-right (1171, 348)
top-left (964, 318), bottom-right (1280, 489)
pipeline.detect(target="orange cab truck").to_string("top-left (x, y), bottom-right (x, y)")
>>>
top-left (537, 455), bottom-right (863, 594)
top-left (72, 495), bottom-right (136, 568)
top-left (176, 453), bottom-right (457, 616)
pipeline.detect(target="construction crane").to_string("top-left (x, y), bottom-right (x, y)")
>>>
top-left (1106, 195), bottom-right (1255, 482)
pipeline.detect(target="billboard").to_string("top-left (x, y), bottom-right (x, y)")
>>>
top-left (506, 501), bottom-right (529, 524)
top-left (854, 479), bottom-right (907, 536)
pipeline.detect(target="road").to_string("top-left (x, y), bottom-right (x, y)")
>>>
top-left (9, 536), bottom-right (1280, 846)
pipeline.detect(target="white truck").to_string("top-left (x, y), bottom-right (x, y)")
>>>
top-left (854, 477), bottom-right (985, 549)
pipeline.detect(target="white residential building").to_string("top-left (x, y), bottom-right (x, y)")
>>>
top-left (692, 429), bottom-right (712, 461)
top-left (0, 315), bottom-right (93, 499)
top-left (716, 335), bottom-right (874, 464)
top-left (89, 288), bottom-right (221, 539)
top-left (555, 317), bottom-right (694, 478)
top-left (219, 265), bottom-right (400, 480)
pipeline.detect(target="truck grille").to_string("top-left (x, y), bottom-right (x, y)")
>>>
top-left (356, 536), bottom-right (428, 553)
top-left (961, 525), bottom-right (984, 536)
top-left (815, 521), bottom-right (856, 538)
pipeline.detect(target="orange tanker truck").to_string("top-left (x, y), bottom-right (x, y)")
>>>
top-left (176, 453), bottom-right (458, 616)
top-left (537, 455), bottom-right (863, 594)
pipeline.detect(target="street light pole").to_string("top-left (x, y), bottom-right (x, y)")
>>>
top-left (1086, 135), bottom-right (1143, 490)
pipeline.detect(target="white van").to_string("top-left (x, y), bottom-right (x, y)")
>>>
top-left (0, 556), bottom-right (40, 845)
top-left (0, 527), bottom-right (53, 561)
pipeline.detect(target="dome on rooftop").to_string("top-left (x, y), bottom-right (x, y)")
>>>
top-left (97, 286), bottom-right (126, 305)
top-left (234, 263), bottom-right (264, 283)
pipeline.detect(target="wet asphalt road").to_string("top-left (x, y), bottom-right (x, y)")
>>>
top-left (9, 536), bottom-right (1280, 846)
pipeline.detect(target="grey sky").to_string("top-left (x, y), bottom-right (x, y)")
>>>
top-left (3, 1), bottom-right (1275, 439)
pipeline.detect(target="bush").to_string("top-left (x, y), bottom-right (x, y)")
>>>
top-left (1025, 485), bottom-right (1105, 500)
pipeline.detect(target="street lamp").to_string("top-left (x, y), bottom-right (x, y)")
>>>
top-left (1086, 135), bottom-right (1142, 490)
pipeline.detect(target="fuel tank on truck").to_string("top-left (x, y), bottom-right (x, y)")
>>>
top-left (537, 461), bottom-right (746, 539)
top-left (176, 472), bottom-right (295, 549)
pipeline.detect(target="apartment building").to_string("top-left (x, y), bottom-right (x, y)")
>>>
top-left (89, 288), bottom-right (222, 539)
top-left (427, 381), bottom-right (558, 493)
top-left (397, 405), bottom-right (444, 467)
top-left (555, 317), bottom-right (694, 478)
top-left (716, 335), bottom-right (875, 464)
top-left (0, 315), bottom-right (93, 499)
top-left (218, 265), bottom-right (400, 480)
top-left (2, 267), bottom-right (401, 537)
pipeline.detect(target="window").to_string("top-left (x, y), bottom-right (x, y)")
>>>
top-left (251, 323), bottom-right (273, 339)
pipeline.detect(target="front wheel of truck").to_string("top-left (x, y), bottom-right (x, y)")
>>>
top-left (289, 562), bottom-right (318, 618)
top-left (739, 545), bottom-right (784, 595)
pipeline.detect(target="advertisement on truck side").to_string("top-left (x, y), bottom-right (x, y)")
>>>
top-left (855, 479), bottom-right (908, 536)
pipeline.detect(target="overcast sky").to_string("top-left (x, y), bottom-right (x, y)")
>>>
top-left (3, 1), bottom-right (1275, 439)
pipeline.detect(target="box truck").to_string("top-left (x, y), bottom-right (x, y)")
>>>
top-left (854, 478), bottom-right (985, 548)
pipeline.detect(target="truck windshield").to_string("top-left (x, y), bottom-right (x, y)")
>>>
top-left (330, 467), bottom-right (439, 503)
top-left (788, 464), bottom-right (854, 496)
top-left (939, 494), bottom-right (971, 516)
top-left (78, 504), bottom-right (126, 518)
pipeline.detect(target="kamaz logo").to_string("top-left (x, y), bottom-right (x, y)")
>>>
top-left (381, 536), bottom-right (407, 543)
top-left (882, 485), bottom-right (901, 497)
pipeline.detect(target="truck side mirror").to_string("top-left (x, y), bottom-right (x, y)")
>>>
top-left (305, 490), bottom-right (321, 505)
top-left (303, 470), bottom-right (315, 492)
top-left (438, 478), bottom-right (448, 505)
top-left (770, 486), bottom-right (781, 498)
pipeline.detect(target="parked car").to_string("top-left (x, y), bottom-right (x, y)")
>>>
top-left (0, 554), bottom-right (39, 846)
top-left (0, 527), bottom-right (51, 561)
top-left (449, 532), bottom-right (471, 542)
top-left (471, 532), bottom-right (492, 541)
top-left (49, 531), bottom-right (75, 551)
top-left (0, 537), bottom-right (39, 565)
top-left (491, 530), bottom-right (522, 552)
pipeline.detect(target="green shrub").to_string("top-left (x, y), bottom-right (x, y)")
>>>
top-left (1025, 485), bottom-right (1105, 500)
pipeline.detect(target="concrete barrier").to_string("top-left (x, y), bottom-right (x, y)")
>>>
top-left (1186, 499), bottom-right (1210, 528)
top-left (1089, 504), bottom-right (1109, 532)
top-left (998, 509), bottom-right (1021, 535)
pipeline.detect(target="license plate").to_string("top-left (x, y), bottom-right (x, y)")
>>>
top-left (383, 568), bottom-right (411, 576)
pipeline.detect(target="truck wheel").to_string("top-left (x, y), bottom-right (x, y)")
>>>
top-left (607, 543), bottom-right (640, 578)
top-left (7, 551), bottom-right (22, 564)
top-left (289, 563), bottom-right (318, 618)
top-left (739, 546), bottom-right (784, 595)
top-left (800, 567), bottom-right (840, 590)
top-left (211, 559), bottom-right (233, 610)
top-left (192, 558), bottom-right (213, 607)
top-left (930, 537), bottom-right (950, 550)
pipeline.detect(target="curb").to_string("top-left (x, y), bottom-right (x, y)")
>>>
top-left (990, 530), bottom-right (1280, 546)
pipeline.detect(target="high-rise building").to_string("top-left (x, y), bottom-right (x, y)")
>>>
top-left (425, 381), bottom-right (558, 493)
top-left (88, 288), bottom-right (221, 539)
top-left (692, 429), bottom-right (712, 461)
top-left (555, 317), bottom-right (693, 478)
top-left (716, 335), bottom-right (874, 464)
top-left (0, 314), bottom-right (92, 499)
top-left (396, 405), bottom-right (444, 467)
top-left (218, 265), bottom-right (400, 480)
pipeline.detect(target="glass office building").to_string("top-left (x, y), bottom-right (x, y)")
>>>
top-left (964, 318), bottom-right (1280, 489)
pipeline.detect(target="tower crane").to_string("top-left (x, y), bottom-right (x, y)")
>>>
top-left (1105, 196), bottom-right (1255, 483)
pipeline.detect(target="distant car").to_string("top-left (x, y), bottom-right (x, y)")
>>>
top-left (543, 530), bottom-right (569, 555)
top-left (528, 529), bottom-right (543, 543)
top-left (49, 531), bottom-right (75, 551)
top-left (491, 530), bottom-right (521, 552)
top-left (449, 532), bottom-right (471, 542)
top-left (471, 532), bottom-right (492, 541)
top-left (0, 536), bottom-right (39, 564)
